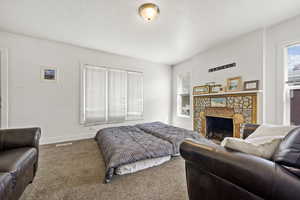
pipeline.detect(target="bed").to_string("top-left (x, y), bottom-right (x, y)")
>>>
top-left (95, 125), bottom-right (173, 183)
top-left (95, 122), bottom-right (207, 183)
top-left (135, 122), bottom-right (210, 155)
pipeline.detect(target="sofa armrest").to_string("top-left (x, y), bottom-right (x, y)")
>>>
top-left (0, 127), bottom-right (41, 150)
top-left (180, 139), bottom-right (300, 200)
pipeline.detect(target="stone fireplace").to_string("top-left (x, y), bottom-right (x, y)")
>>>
top-left (194, 92), bottom-right (258, 139)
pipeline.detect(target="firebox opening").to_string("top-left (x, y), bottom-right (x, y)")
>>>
top-left (206, 116), bottom-right (233, 141)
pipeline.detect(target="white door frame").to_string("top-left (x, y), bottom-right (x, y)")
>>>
top-left (0, 48), bottom-right (9, 128)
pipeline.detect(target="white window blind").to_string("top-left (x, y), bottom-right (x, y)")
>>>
top-left (83, 66), bottom-right (107, 124)
top-left (127, 72), bottom-right (143, 120)
top-left (108, 70), bottom-right (126, 122)
top-left (81, 65), bottom-right (143, 125)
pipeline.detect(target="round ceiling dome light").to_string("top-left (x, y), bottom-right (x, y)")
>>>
top-left (138, 3), bottom-right (160, 22)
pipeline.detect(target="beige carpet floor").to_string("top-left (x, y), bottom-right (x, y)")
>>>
top-left (20, 139), bottom-right (189, 200)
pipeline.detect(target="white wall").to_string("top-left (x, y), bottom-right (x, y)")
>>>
top-left (171, 30), bottom-right (264, 130)
top-left (265, 15), bottom-right (300, 124)
top-left (0, 31), bottom-right (171, 144)
top-left (171, 14), bottom-right (300, 129)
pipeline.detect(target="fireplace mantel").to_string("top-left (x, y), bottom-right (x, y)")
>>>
top-left (193, 90), bottom-right (262, 97)
top-left (203, 107), bottom-right (235, 119)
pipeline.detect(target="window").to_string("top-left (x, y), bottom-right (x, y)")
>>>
top-left (177, 72), bottom-right (191, 117)
top-left (81, 65), bottom-right (143, 125)
top-left (287, 44), bottom-right (300, 84)
top-left (285, 44), bottom-right (300, 125)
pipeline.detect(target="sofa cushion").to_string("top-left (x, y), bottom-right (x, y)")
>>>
top-left (0, 173), bottom-right (13, 200)
top-left (221, 136), bottom-right (284, 159)
top-left (273, 127), bottom-right (300, 168)
top-left (246, 124), bottom-right (296, 139)
top-left (0, 148), bottom-right (37, 177)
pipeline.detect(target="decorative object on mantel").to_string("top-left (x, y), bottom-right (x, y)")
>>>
top-left (193, 85), bottom-right (210, 95)
top-left (208, 63), bottom-right (236, 73)
top-left (211, 97), bottom-right (226, 107)
top-left (210, 84), bottom-right (223, 93)
top-left (226, 76), bottom-right (242, 92)
top-left (40, 66), bottom-right (58, 82)
top-left (205, 82), bottom-right (216, 86)
top-left (244, 80), bottom-right (259, 91)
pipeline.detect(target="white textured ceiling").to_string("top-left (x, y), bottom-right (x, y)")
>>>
top-left (0, 0), bottom-right (300, 65)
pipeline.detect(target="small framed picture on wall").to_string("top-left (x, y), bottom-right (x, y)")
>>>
top-left (210, 84), bottom-right (223, 93)
top-left (226, 76), bottom-right (242, 92)
top-left (244, 80), bottom-right (259, 91)
top-left (193, 85), bottom-right (210, 95)
top-left (40, 66), bottom-right (58, 82)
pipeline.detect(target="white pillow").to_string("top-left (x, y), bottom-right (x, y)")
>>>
top-left (246, 124), bottom-right (296, 139)
top-left (221, 136), bottom-right (284, 159)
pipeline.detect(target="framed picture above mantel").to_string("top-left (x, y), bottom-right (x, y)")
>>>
top-left (244, 80), bottom-right (259, 91)
top-left (226, 76), bottom-right (242, 92)
top-left (210, 84), bottom-right (223, 93)
top-left (193, 76), bottom-right (261, 96)
top-left (193, 85), bottom-right (210, 95)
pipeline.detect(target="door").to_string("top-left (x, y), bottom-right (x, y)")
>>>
top-left (290, 89), bottom-right (300, 125)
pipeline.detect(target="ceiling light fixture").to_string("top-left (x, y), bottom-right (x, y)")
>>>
top-left (138, 3), bottom-right (160, 22)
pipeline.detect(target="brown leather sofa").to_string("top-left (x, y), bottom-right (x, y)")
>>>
top-left (0, 127), bottom-right (41, 200)
top-left (180, 124), bottom-right (300, 200)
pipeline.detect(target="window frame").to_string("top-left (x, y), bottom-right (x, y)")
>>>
top-left (80, 64), bottom-right (144, 126)
top-left (284, 43), bottom-right (300, 125)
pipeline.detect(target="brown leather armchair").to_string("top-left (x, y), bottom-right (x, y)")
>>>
top-left (0, 127), bottom-right (41, 200)
top-left (180, 124), bottom-right (300, 200)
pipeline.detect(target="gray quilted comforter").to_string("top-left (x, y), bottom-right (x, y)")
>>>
top-left (95, 125), bottom-right (173, 183)
top-left (136, 122), bottom-right (208, 155)
top-left (95, 122), bottom-right (208, 183)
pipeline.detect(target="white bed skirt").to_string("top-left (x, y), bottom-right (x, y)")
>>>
top-left (115, 156), bottom-right (171, 175)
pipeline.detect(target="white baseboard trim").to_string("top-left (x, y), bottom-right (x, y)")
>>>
top-left (40, 132), bottom-right (96, 145)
